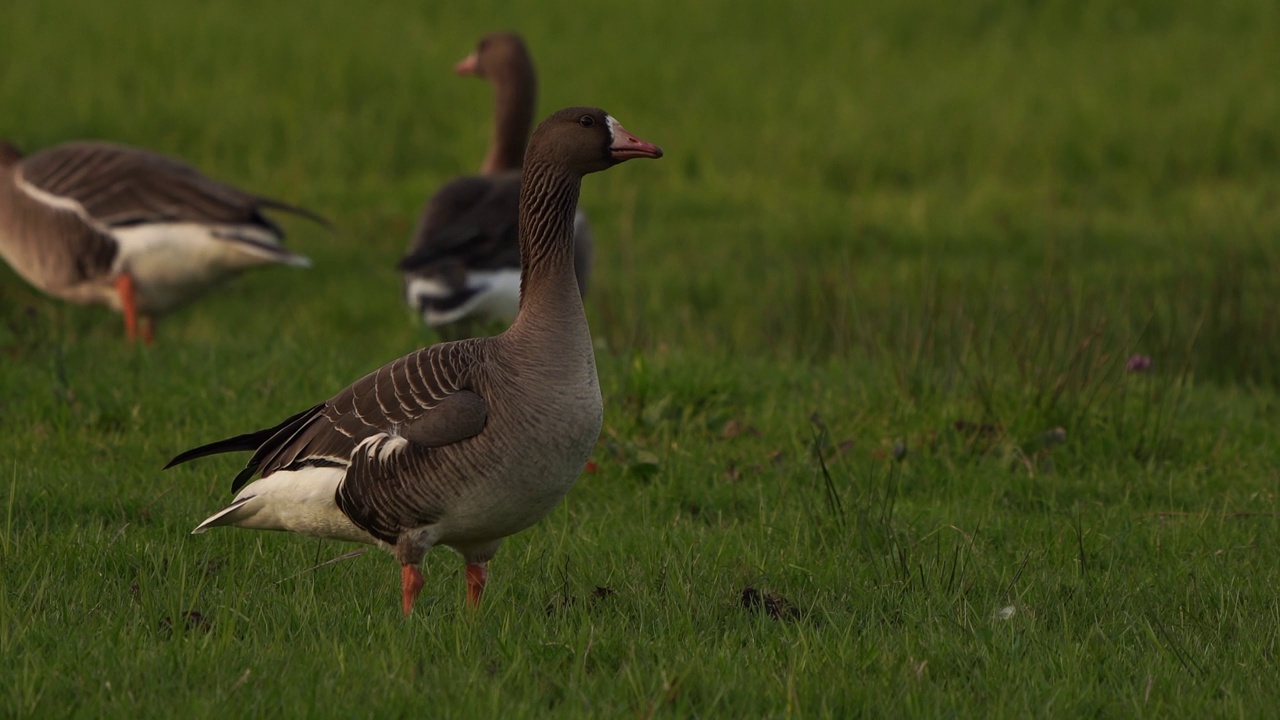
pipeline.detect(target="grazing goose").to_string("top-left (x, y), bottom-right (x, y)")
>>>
top-left (0, 140), bottom-right (323, 343)
top-left (400, 32), bottom-right (593, 332)
top-left (167, 108), bottom-right (661, 615)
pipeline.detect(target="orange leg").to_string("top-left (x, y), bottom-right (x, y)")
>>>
top-left (142, 317), bottom-right (155, 345)
top-left (114, 273), bottom-right (140, 342)
top-left (401, 564), bottom-right (425, 616)
top-left (465, 562), bottom-right (488, 608)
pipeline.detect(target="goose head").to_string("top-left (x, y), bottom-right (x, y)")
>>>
top-left (455, 32), bottom-right (533, 85)
top-left (0, 140), bottom-right (22, 168)
top-left (528, 107), bottom-right (663, 176)
top-left (457, 32), bottom-right (539, 175)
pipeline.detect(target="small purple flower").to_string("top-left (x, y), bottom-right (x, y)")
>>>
top-left (1126, 354), bottom-right (1153, 373)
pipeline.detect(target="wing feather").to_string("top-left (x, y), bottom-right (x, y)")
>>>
top-left (20, 141), bottom-right (327, 233)
top-left (169, 340), bottom-right (491, 541)
top-left (398, 173), bottom-right (522, 274)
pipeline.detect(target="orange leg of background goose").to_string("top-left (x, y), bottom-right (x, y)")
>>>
top-left (142, 317), bottom-right (155, 345)
top-left (401, 564), bottom-right (425, 616)
top-left (465, 562), bottom-right (488, 608)
top-left (115, 273), bottom-right (139, 341)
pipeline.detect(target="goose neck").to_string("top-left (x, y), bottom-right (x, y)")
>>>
top-left (514, 161), bottom-right (582, 320)
top-left (482, 73), bottom-right (537, 174)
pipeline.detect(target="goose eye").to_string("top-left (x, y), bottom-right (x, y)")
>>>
top-left (579, 115), bottom-right (595, 128)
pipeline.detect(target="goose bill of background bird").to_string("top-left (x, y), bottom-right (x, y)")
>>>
top-left (0, 140), bottom-right (324, 343)
top-left (399, 32), bottom-right (593, 333)
top-left (168, 107), bottom-right (662, 615)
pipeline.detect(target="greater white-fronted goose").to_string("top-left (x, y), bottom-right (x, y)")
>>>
top-left (400, 32), bottom-right (593, 331)
top-left (0, 140), bottom-right (324, 343)
top-left (167, 108), bottom-right (661, 614)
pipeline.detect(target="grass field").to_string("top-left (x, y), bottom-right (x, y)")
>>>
top-left (3, 0), bottom-right (1280, 716)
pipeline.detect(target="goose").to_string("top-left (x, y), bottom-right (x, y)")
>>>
top-left (399, 32), bottom-right (593, 332)
top-left (167, 108), bottom-right (661, 615)
top-left (0, 140), bottom-right (324, 343)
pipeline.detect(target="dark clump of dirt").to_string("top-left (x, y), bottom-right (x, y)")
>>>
top-left (952, 419), bottom-right (1006, 453)
top-left (953, 419), bottom-right (1003, 438)
top-left (720, 418), bottom-right (761, 439)
top-left (740, 587), bottom-right (802, 622)
top-left (158, 610), bottom-right (212, 636)
top-left (545, 586), bottom-right (616, 615)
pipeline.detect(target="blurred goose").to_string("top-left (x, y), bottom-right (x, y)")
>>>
top-left (168, 108), bottom-right (661, 615)
top-left (0, 140), bottom-right (324, 343)
top-left (400, 32), bottom-right (593, 331)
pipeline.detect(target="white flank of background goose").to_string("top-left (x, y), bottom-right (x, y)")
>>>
top-left (167, 108), bottom-right (662, 615)
top-left (400, 32), bottom-right (593, 331)
top-left (0, 140), bottom-right (325, 343)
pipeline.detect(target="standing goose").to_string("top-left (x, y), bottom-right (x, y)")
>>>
top-left (167, 108), bottom-right (661, 615)
top-left (0, 140), bottom-right (324, 343)
top-left (400, 32), bottom-right (593, 332)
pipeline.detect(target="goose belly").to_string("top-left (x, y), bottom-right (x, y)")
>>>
top-left (111, 223), bottom-right (292, 314)
top-left (434, 377), bottom-right (603, 543)
top-left (0, 228), bottom-right (118, 306)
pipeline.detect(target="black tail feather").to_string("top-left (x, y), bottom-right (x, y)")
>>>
top-left (164, 407), bottom-right (315, 470)
top-left (257, 197), bottom-right (333, 231)
top-left (163, 427), bottom-right (275, 469)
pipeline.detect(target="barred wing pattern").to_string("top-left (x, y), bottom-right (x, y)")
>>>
top-left (223, 341), bottom-right (490, 542)
top-left (21, 143), bottom-right (272, 230)
top-left (20, 141), bottom-right (326, 238)
top-left (340, 433), bottom-right (455, 544)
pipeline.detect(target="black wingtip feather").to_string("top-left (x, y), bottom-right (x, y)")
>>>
top-left (164, 406), bottom-right (318, 471)
top-left (256, 197), bottom-right (333, 231)
top-left (163, 427), bottom-right (277, 469)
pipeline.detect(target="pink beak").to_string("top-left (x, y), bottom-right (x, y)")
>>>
top-left (609, 122), bottom-right (663, 161)
top-left (454, 52), bottom-right (479, 76)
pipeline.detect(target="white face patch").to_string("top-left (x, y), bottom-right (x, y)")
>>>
top-left (605, 115), bottom-right (621, 144)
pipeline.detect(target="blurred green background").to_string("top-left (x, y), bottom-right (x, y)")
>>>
top-left (2, 1), bottom-right (1279, 717)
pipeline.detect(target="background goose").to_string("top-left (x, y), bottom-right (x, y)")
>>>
top-left (400, 32), bottom-right (593, 332)
top-left (168, 107), bottom-right (661, 615)
top-left (0, 139), bottom-right (324, 343)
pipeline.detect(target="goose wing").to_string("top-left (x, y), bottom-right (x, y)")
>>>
top-left (167, 340), bottom-right (489, 515)
top-left (254, 341), bottom-right (487, 478)
top-left (0, 141), bottom-right (115, 288)
top-left (399, 173), bottom-right (521, 274)
top-left (20, 141), bottom-right (326, 232)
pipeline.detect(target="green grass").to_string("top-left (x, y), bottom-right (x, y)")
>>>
top-left (3, 0), bottom-right (1280, 716)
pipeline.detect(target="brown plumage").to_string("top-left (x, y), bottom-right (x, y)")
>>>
top-left (0, 140), bottom-right (324, 342)
top-left (168, 107), bottom-right (662, 615)
top-left (400, 33), bottom-right (593, 332)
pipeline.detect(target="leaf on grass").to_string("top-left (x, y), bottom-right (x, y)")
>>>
top-left (627, 450), bottom-right (661, 480)
top-left (545, 586), bottom-right (617, 615)
top-left (740, 586), bottom-right (802, 622)
top-left (953, 419), bottom-right (1007, 453)
top-left (159, 609), bottom-right (211, 636)
top-left (720, 419), bottom-right (761, 439)
top-left (1040, 427), bottom-right (1068, 447)
top-left (724, 461), bottom-right (742, 482)
top-left (953, 419), bottom-right (1004, 438)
